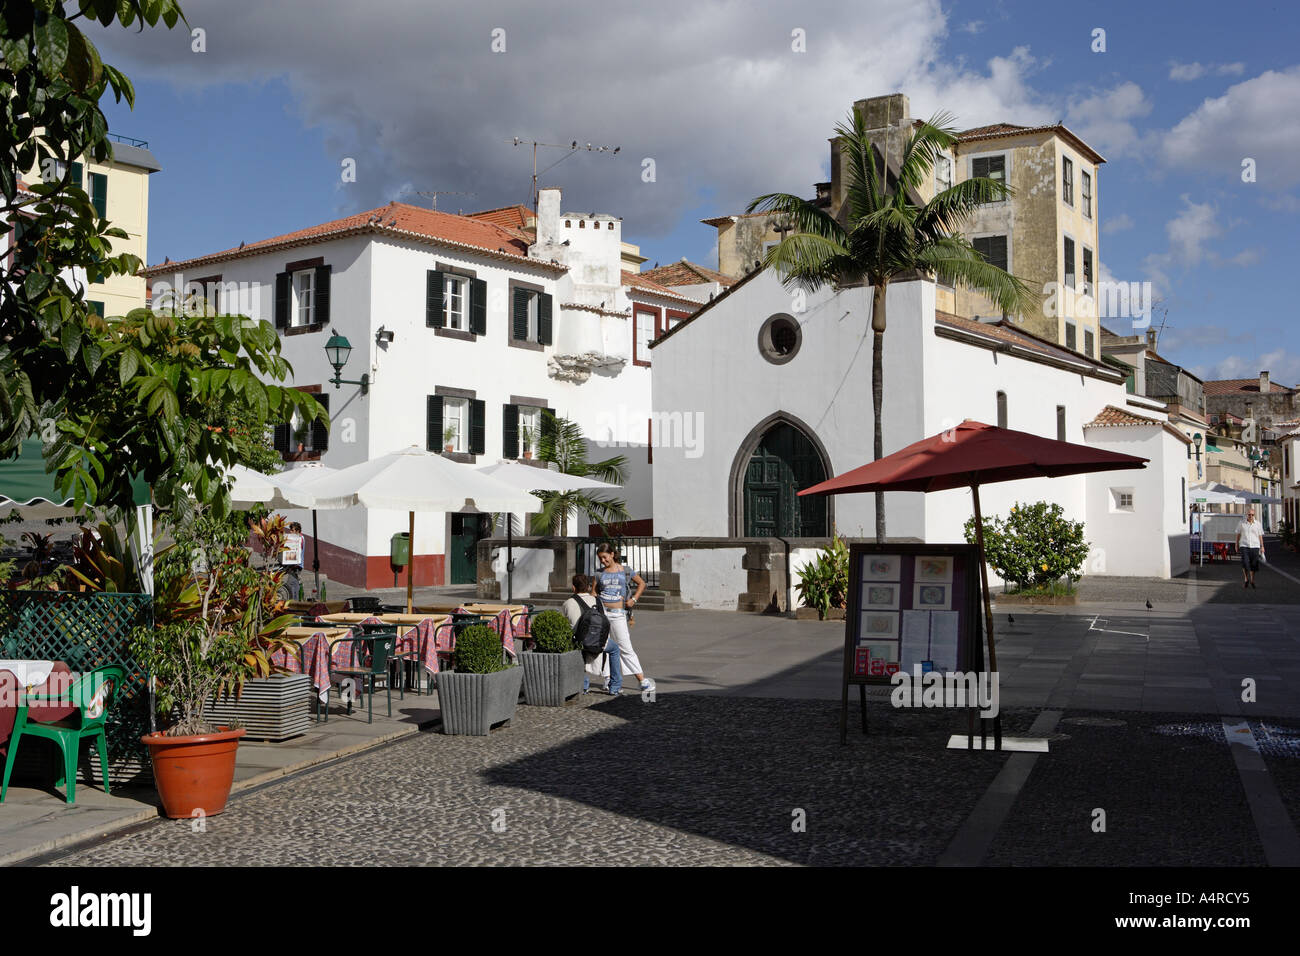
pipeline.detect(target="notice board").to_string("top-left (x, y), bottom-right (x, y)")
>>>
top-left (842, 543), bottom-right (985, 686)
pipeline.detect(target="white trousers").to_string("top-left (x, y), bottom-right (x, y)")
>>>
top-left (605, 610), bottom-right (643, 677)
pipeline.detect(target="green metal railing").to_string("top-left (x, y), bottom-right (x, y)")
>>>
top-left (0, 590), bottom-right (152, 767)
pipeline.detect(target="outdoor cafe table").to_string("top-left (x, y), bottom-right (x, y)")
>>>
top-left (313, 614), bottom-right (452, 681)
top-left (275, 627), bottom-right (354, 702)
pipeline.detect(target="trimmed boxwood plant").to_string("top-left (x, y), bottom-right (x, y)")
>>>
top-left (453, 624), bottom-right (508, 673)
top-left (530, 610), bottom-right (577, 654)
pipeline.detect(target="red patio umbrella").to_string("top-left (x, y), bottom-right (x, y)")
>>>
top-left (799, 420), bottom-right (1148, 670)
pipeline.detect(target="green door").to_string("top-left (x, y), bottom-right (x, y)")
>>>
top-left (742, 423), bottom-right (828, 537)
top-left (449, 514), bottom-right (488, 584)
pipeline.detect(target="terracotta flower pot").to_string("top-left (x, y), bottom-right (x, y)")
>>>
top-left (141, 725), bottom-right (246, 819)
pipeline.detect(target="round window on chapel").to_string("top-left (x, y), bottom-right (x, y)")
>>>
top-left (758, 313), bottom-right (802, 365)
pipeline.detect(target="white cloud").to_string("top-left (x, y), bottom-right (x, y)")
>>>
top-left (1065, 81), bottom-right (1152, 157)
top-left (1161, 66), bottom-right (1300, 189)
top-left (1168, 61), bottom-right (1245, 82)
top-left (87, 0), bottom-right (1062, 246)
top-left (1164, 197), bottom-right (1220, 267)
top-left (960, 20), bottom-right (984, 35)
top-left (1102, 212), bottom-right (1135, 234)
top-left (1195, 350), bottom-right (1300, 386)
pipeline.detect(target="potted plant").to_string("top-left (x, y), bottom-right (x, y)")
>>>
top-left (436, 624), bottom-right (523, 735)
top-left (794, 535), bottom-right (849, 619)
top-left (520, 610), bottom-right (583, 705)
top-left (443, 424), bottom-right (458, 454)
top-left (131, 511), bottom-right (297, 818)
top-left (518, 424), bottom-right (536, 460)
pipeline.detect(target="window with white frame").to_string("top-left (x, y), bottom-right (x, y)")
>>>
top-left (517, 405), bottom-right (541, 457)
top-left (1111, 488), bottom-right (1135, 512)
top-left (1082, 170), bottom-right (1092, 218)
top-left (292, 270), bottom-right (315, 327)
top-left (971, 155), bottom-right (1006, 202)
top-left (935, 155), bottom-right (952, 194)
top-left (443, 397), bottom-right (469, 453)
top-left (523, 291), bottom-right (539, 341)
top-left (1062, 156), bottom-right (1074, 206)
top-left (634, 309), bottom-right (656, 366)
top-left (444, 274), bottom-right (466, 330)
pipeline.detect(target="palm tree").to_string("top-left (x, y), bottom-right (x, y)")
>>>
top-left (529, 411), bottom-right (629, 537)
top-left (748, 109), bottom-right (1036, 543)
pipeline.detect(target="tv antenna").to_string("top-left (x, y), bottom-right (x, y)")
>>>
top-left (415, 190), bottom-right (475, 211)
top-left (507, 138), bottom-right (620, 211)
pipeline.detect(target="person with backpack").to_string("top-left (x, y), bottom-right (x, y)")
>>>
top-left (562, 574), bottom-right (622, 695)
top-left (595, 543), bottom-right (653, 693)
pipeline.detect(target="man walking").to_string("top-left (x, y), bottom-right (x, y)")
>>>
top-left (562, 575), bottom-right (622, 695)
top-left (1236, 508), bottom-right (1265, 590)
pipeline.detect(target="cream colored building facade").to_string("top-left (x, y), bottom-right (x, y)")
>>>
top-left (23, 136), bottom-right (160, 317)
top-left (705, 93), bottom-right (1105, 357)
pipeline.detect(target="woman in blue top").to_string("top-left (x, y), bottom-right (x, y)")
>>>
top-left (595, 543), bottom-right (653, 694)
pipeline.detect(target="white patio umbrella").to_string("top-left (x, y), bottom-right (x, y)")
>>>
top-left (225, 464), bottom-right (321, 510)
top-left (1189, 483), bottom-right (1245, 506)
top-left (476, 460), bottom-right (622, 601)
top-left (303, 447), bottom-right (542, 611)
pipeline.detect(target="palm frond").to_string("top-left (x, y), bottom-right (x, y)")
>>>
top-left (915, 237), bottom-right (1039, 315)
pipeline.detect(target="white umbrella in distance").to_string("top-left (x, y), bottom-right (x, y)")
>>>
top-left (274, 463), bottom-right (339, 593)
top-left (476, 460), bottom-right (622, 601)
top-left (303, 447), bottom-right (542, 611)
top-left (226, 464), bottom-right (321, 510)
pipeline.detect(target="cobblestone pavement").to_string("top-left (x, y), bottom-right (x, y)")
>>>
top-left (44, 691), bottom-right (1298, 867)
top-left (49, 695), bottom-right (1032, 866)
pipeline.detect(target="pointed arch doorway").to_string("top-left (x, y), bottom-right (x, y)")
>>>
top-left (729, 414), bottom-right (832, 537)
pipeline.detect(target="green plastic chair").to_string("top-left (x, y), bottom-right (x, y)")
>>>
top-left (1, 665), bottom-right (125, 805)
top-left (328, 633), bottom-right (396, 724)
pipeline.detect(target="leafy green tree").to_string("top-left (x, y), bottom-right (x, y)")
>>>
top-left (748, 109), bottom-right (1036, 543)
top-left (963, 501), bottom-right (1089, 593)
top-left (1, 1), bottom-right (321, 515)
top-left (529, 411), bottom-right (628, 537)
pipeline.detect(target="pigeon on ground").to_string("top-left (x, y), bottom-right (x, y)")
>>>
top-left (1145, 599), bottom-right (1153, 609)
top-left (1008, 615), bottom-right (1015, 625)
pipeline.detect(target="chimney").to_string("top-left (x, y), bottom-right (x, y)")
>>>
top-left (535, 187), bottom-right (561, 247)
top-left (1260, 370), bottom-right (1270, 394)
top-left (853, 93), bottom-right (911, 130)
top-left (1145, 328), bottom-right (1159, 352)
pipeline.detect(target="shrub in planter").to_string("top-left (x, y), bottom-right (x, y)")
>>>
top-left (521, 610), bottom-right (583, 706)
top-left (441, 624), bottom-right (522, 734)
top-left (963, 500), bottom-right (1089, 594)
top-left (795, 535), bottom-right (849, 618)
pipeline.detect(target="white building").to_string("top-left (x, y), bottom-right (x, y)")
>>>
top-left (649, 270), bottom-right (1190, 608)
top-left (144, 188), bottom-right (696, 587)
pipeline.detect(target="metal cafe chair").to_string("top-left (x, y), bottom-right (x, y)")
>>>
top-left (326, 632), bottom-right (398, 724)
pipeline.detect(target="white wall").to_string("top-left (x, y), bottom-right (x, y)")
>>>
top-left (488, 543), bottom-right (554, 600)
top-left (671, 547), bottom-right (748, 610)
top-left (1084, 425), bottom-right (1189, 577)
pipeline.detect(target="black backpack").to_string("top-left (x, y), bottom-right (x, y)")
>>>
top-left (574, 594), bottom-right (611, 662)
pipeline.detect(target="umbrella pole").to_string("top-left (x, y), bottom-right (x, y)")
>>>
top-left (311, 509), bottom-right (321, 595)
top-left (506, 513), bottom-right (514, 604)
top-left (971, 485), bottom-right (999, 673)
top-left (407, 510), bottom-right (415, 614)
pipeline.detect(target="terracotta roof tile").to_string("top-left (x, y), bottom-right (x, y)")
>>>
top-left (142, 202), bottom-right (555, 277)
top-left (621, 270), bottom-right (701, 304)
top-left (638, 260), bottom-right (738, 288)
top-left (1086, 405), bottom-right (1192, 445)
top-left (955, 122), bottom-right (1105, 165)
top-left (467, 204), bottom-right (535, 231)
top-left (934, 311), bottom-right (1113, 371)
top-left (1203, 377), bottom-right (1295, 395)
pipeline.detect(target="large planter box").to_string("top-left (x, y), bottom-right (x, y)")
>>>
top-left (437, 665), bottom-right (524, 735)
top-left (520, 649), bottom-right (584, 706)
top-left (204, 674), bottom-right (314, 742)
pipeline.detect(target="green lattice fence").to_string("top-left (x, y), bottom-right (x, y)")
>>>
top-left (0, 590), bottom-right (153, 782)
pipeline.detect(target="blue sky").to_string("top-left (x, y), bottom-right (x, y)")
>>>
top-left (92, 0), bottom-right (1298, 385)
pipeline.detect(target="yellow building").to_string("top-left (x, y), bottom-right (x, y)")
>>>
top-left (23, 134), bottom-right (160, 317)
top-left (706, 93), bottom-right (1106, 357)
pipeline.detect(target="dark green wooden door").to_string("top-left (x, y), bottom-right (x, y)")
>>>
top-left (742, 423), bottom-right (828, 537)
top-left (449, 514), bottom-right (489, 584)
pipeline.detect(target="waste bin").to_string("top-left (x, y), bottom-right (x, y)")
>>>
top-left (390, 532), bottom-right (411, 568)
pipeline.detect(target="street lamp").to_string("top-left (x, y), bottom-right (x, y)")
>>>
top-left (1192, 432), bottom-right (1202, 479)
top-left (325, 328), bottom-right (369, 394)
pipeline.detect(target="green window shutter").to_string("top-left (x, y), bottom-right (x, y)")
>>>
top-left (274, 272), bottom-right (290, 329)
top-left (88, 300), bottom-right (105, 317)
top-left (972, 157), bottom-right (988, 180)
top-left (1064, 237), bottom-right (1075, 287)
top-left (70, 162), bottom-right (83, 189)
top-left (538, 293), bottom-right (553, 344)
top-left (512, 288), bottom-right (529, 340)
top-left (310, 393), bottom-right (330, 452)
top-left (427, 396), bottom-right (444, 451)
top-left (89, 172), bottom-right (107, 219)
top-left (470, 278), bottom-right (487, 335)
top-left (470, 399), bottom-right (486, 455)
top-left (502, 403), bottom-right (519, 459)
top-left (273, 423), bottom-right (290, 455)
top-left (314, 265), bottom-right (331, 326)
top-left (1084, 329), bottom-right (1095, 358)
top-left (426, 271), bottom-right (445, 327)
top-left (1066, 324), bottom-right (1077, 351)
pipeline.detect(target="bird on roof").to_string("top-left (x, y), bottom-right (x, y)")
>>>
top-left (239, 241), bottom-right (245, 249)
